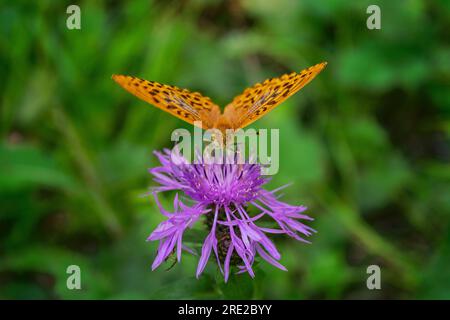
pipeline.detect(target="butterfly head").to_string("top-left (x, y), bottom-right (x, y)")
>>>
top-left (214, 115), bottom-right (235, 134)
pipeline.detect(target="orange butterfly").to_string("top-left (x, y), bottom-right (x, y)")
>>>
top-left (112, 62), bottom-right (327, 133)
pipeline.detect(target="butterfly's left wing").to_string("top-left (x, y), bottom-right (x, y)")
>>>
top-left (223, 62), bottom-right (327, 129)
top-left (112, 75), bottom-right (221, 129)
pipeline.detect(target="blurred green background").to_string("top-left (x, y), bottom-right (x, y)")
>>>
top-left (1, 0), bottom-right (449, 299)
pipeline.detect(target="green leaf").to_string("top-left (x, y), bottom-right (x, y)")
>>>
top-left (0, 143), bottom-right (77, 191)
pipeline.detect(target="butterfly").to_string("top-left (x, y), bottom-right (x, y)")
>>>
top-left (112, 62), bottom-right (327, 133)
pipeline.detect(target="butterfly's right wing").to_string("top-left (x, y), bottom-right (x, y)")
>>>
top-left (112, 75), bottom-right (221, 129)
top-left (223, 62), bottom-right (327, 129)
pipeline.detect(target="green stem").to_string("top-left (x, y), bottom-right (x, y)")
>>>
top-left (51, 106), bottom-right (122, 237)
top-left (329, 195), bottom-right (418, 287)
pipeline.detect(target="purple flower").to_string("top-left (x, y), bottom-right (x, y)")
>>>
top-left (147, 149), bottom-right (315, 281)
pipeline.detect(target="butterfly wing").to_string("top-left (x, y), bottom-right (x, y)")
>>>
top-left (223, 62), bottom-right (327, 129)
top-left (112, 75), bottom-right (221, 129)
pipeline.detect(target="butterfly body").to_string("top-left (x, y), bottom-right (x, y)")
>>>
top-left (213, 114), bottom-right (236, 134)
top-left (112, 62), bottom-right (327, 132)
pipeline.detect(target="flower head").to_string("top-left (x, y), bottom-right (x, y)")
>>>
top-left (147, 149), bottom-right (315, 281)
